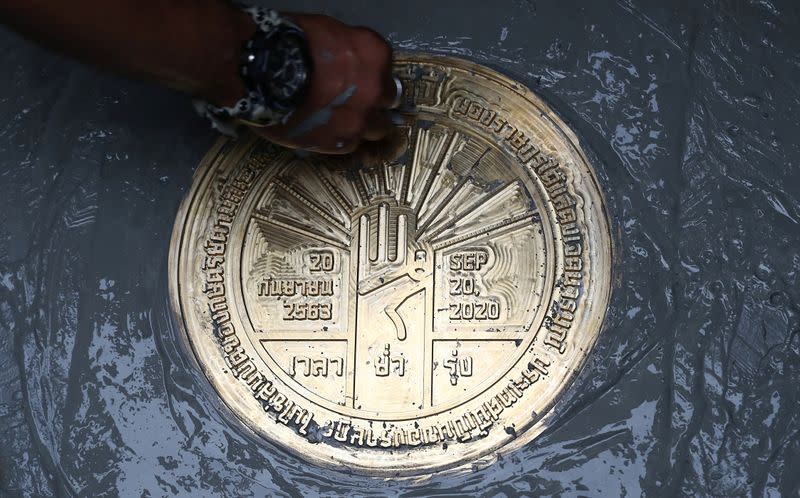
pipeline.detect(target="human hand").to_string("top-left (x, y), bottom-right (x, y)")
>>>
top-left (249, 14), bottom-right (399, 155)
top-left (356, 203), bottom-right (433, 297)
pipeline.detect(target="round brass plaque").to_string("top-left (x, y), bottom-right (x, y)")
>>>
top-left (169, 54), bottom-right (612, 476)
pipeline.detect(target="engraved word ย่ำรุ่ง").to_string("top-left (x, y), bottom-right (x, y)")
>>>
top-left (291, 356), bottom-right (344, 377)
top-left (443, 349), bottom-right (473, 386)
top-left (374, 344), bottom-right (406, 377)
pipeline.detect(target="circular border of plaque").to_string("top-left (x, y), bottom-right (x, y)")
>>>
top-left (169, 54), bottom-right (613, 477)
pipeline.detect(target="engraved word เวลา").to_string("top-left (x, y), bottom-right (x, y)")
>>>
top-left (443, 349), bottom-right (473, 386)
top-left (449, 300), bottom-right (501, 320)
top-left (307, 249), bottom-right (336, 273)
top-left (374, 344), bottom-right (406, 377)
top-left (291, 356), bottom-right (344, 377)
top-left (283, 302), bottom-right (333, 321)
top-left (258, 279), bottom-right (334, 297)
top-left (449, 249), bottom-right (489, 271)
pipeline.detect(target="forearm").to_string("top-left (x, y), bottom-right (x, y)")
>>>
top-left (0, 0), bottom-right (254, 105)
top-left (0, 2), bottom-right (396, 153)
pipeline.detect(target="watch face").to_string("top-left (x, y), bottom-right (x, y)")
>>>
top-left (248, 29), bottom-right (311, 110)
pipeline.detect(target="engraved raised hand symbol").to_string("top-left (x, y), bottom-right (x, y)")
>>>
top-left (356, 203), bottom-right (410, 292)
top-left (354, 203), bottom-right (433, 341)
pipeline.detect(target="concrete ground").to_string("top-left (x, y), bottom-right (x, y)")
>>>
top-left (1, 1), bottom-right (799, 495)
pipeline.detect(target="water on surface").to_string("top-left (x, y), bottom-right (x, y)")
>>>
top-left (1, 1), bottom-right (799, 496)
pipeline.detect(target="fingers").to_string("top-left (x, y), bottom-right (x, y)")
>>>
top-left (308, 109), bottom-right (394, 153)
top-left (363, 109), bottom-right (394, 142)
top-left (388, 76), bottom-right (404, 109)
top-left (316, 107), bottom-right (366, 153)
top-left (350, 27), bottom-right (396, 109)
top-left (334, 29), bottom-right (395, 145)
top-left (250, 15), bottom-right (400, 154)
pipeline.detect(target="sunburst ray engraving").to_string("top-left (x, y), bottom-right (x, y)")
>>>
top-left (245, 124), bottom-right (543, 411)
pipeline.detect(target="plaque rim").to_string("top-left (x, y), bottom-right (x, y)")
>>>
top-left (168, 52), bottom-right (615, 478)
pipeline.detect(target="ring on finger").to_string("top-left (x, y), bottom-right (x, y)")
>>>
top-left (390, 76), bottom-right (404, 109)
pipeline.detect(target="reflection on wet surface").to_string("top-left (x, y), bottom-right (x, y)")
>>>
top-left (1, 0), bottom-right (799, 495)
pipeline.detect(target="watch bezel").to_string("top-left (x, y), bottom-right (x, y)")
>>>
top-left (240, 23), bottom-right (313, 120)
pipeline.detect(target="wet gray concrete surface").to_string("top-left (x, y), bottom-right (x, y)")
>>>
top-left (1, 0), bottom-right (799, 496)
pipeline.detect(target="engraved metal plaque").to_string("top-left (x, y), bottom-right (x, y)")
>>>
top-left (169, 54), bottom-right (613, 476)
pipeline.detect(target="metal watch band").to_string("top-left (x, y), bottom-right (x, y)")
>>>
top-left (193, 7), bottom-right (305, 136)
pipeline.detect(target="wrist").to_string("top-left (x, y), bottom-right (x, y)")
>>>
top-left (201, 8), bottom-right (257, 107)
top-left (193, 7), bottom-right (314, 135)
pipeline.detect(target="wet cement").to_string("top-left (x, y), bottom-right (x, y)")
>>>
top-left (1, 0), bottom-right (799, 496)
